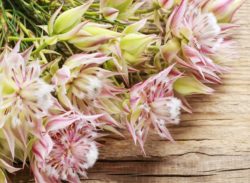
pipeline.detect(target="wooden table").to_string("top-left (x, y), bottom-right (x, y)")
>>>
top-left (14, 1), bottom-right (250, 183)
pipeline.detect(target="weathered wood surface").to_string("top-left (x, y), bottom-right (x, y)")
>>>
top-left (13, 1), bottom-right (250, 183)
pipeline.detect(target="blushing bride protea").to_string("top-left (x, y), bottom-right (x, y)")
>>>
top-left (127, 64), bottom-right (213, 152)
top-left (0, 42), bottom-right (53, 157)
top-left (52, 53), bottom-right (112, 101)
top-left (32, 107), bottom-right (100, 183)
top-left (127, 65), bottom-right (182, 153)
top-left (163, 0), bottom-right (240, 83)
top-left (52, 53), bottom-right (125, 127)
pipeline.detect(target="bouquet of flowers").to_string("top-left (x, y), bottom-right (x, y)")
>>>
top-left (0, 0), bottom-right (244, 182)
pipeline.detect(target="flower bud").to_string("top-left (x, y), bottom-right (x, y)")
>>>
top-left (102, 7), bottom-right (119, 21)
top-left (120, 33), bottom-right (156, 63)
top-left (49, 1), bottom-right (93, 35)
top-left (174, 76), bottom-right (214, 95)
top-left (68, 23), bottom-right (121, 51)
top-left (161, 38), bottom-right (180, 62)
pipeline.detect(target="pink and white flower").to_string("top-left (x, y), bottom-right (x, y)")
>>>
top-left (32, 108), bottom-right (100, 183)
top-left (165, 0), bottom-right (235, 83)
top-left (0, 43), bottom-right (53, 127)
top-left (0, 43), bottom-right (53, 158)
top-left (127, 65), bottom-right (182, 153)
top-left (52, 53), bottom-right (125, 127)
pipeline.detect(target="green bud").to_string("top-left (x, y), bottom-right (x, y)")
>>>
top-left (120, 33), bottom-right (155, 57)
top-left (174, 76), bottom-right (214, 95)
top-left (161, 38), bottom-right (180, 62)
top-left (52, 1), bottom-right (93, 34)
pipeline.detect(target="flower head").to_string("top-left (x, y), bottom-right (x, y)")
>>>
top-left (52, 53), bottom-right (125, 127)
top-left (164, 0), bottom-right (234, 83)
top-left (0, 43), bottom-right (53, 159)
top-left (53, 53), bottom-right (112, 100)
top-left (127, 65), bottom-right (182, 152)
top-left (32, 109), bottom-right (99, 183)
top-left (168, 0), bottom-right (223, 54)
top-left (0, 43), bottom-right (53, 129)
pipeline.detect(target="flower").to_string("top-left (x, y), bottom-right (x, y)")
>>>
top-left (52, 53), bottom-right (125, 127)
top-left (32, 109), bottom-right (100, 183)
top-left (0, 43), bottom-right (53, 126)
top-left (0, 42), bottom-right (53, 155)
top-left (164, 0), bottom-right (233, 83)
top-left (53, 53), bottom-right (122, 102)
top-left (52, 53), bottom-right (111, 101)
top-left (167, 0), bottom-right (223, 54)
top-left (127, 65), bottom-right (182, 153)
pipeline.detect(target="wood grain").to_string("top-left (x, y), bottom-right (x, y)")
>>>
top-left (12, 1), bottom-right (250, 183)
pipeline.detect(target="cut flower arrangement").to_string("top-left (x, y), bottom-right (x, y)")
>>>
top-left (0, 0), bottom-right (244, 182)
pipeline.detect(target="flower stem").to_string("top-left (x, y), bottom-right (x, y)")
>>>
top-left (136, 8), bottom-right (156, 14)
top-left (90, 3), bottom-right (99, 8)
top-left (8, 36), bottom-right (43, 42)
top-left (32, 42), bottom-right (48, 55)
top-left (85, 11), bottom-right (99, 16)
top-left (83, 14), bottom-right (126, 29)
top-left (148, 45), bottom-right (160, 52)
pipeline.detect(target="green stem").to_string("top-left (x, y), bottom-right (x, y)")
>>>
top-left (85, 11), bottom-right (99, 16)
top-left (90, 3), bottom-right (99, 8)
top-left (63, 41), bottom-right (74, 55)
top-left (148, 45), bottom-right (160, 52)
top-left (136, 7), bottom-right (156, 14)
top-left (68, 0), bottom-right (77, 6)
top-left (8, 36), bottom-right (43, 42)
top-left (32, 42), bottom-right (48, 55)
top-left (83, 14), bottom-right (126, 29)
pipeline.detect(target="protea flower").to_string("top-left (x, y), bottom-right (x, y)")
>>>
top-left (52, 53), bottom-right (124, 127)
top-left (52, 53), bottom-right (111, 101)
top-left (32, 112), bottom-right (99, 183)
top-left (0, 42), bottom-right (53, 154)
top-left (127, 65), bottom-right (182, 153)
top-left (163, 0), bottom-right (235, 83)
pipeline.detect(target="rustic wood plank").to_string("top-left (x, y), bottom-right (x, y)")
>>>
top-left (12, 1), bottom-right (250, 182)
